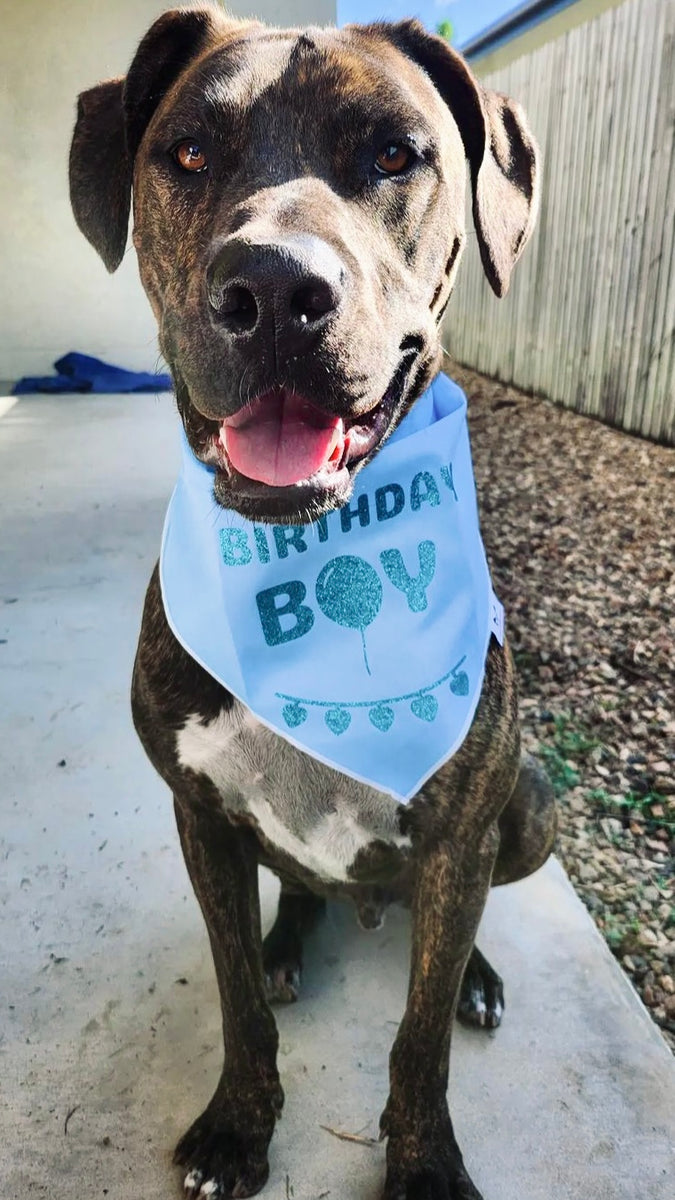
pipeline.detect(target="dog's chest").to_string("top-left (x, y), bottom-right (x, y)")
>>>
top-left (176, 704), bottom-right (412, 883)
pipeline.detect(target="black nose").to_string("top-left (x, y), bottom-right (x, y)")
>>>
top-left (206, 234), bottom-right (346, 348)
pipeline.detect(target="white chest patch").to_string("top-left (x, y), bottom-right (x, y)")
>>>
top-left (176, 704), bottom-right (412, 883)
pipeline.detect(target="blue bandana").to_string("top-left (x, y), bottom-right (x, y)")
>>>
top-left (160, 373), bottom-right (503, 802)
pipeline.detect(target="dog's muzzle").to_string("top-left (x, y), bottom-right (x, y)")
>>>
top-left (207, 233), bottom-right (346, 350)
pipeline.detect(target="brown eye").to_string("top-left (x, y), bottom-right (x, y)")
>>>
top-left (375, 143), bottom-right (413, 175)
top-left (173, 140), bottom-right (208, 173)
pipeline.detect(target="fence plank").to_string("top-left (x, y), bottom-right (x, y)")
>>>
top-left (445, 0), bottom-right (675, 444)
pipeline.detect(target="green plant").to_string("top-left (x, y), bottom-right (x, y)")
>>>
top-left (588, 788), bottom-right (674, 833)
top-left (551, 714), bottom-right (599, 757)
top-left (539, 744), bottom-right (580, 795)
top-left (537, 713), bottom-right (601, 797)
top-left (602, 915), bottom-right (641, 955)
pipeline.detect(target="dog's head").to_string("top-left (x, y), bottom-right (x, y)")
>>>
top-left (70, 8), bottom-right (538, 523)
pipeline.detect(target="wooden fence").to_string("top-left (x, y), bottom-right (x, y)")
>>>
top-left (445, 0), bottom-right (675, 444)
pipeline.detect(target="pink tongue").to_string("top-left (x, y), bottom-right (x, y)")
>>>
top-left (221, 392), bottom-right (345, 487)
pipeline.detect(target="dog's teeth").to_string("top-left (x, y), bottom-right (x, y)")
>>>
top-left (184, 1169), bottom-right (203, 1192)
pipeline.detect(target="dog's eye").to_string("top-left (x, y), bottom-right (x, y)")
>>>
top-left (173, 140), bottom-right (208, 173)
top-left (375, 143), bottom-right (414, 176)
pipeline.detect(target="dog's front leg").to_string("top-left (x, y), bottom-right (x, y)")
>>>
top-left (381, 822), bottom-right (499, 1200)
top-left (173, 797), bottom-right (283, 1200)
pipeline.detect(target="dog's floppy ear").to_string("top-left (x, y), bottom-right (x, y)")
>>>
top-left (69, 78), bottom-right (131, 273)
top-left (69, 7), bottom-right (234, 272)
top-left (379, 20), bottom-right (539, 297)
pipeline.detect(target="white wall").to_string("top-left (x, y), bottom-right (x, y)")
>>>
top-left (0, 0), bottom-right (336, 381)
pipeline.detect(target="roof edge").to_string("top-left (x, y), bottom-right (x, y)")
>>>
top-left (460, 0), bottom-right (578, 59)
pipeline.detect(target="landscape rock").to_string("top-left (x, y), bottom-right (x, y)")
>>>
top-left (458, 365), bottom-right (675, 1052)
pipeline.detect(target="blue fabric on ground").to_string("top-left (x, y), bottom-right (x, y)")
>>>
top-left (12, 352), bottom-right (172, 395)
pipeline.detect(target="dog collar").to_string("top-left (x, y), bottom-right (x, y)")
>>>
top-left (160, 373), bottom-right (503, 802)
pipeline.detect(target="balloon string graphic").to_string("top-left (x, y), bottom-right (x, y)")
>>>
top-left (360, 628), bottom-right (371, 675)
top-left (315, 555), bottom-right (383, 678)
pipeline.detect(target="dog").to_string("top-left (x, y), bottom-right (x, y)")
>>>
top-left (69, 8), bottom-right (556, 1199)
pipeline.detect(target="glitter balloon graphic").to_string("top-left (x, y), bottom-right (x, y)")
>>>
top-left (315, 555), bottom-right (383, 674)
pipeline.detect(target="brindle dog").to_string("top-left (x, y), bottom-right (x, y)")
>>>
top-left (70, 9), bottom-right (556, 1199)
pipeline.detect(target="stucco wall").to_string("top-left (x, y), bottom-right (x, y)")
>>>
top-left (0, 1), bottom-right (335, 381)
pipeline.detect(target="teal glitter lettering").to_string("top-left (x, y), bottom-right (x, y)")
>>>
top-left (273, 526), bottom-right (308, 559)
top-left (315, 555), bottom-right (382, 675)
top-left (440, 464), bottom-right (458, 501)
top-left (253, 526), bottom-right (270, 564)
top-left (219, 528), bottom-right (252, 566)
top-left (256, 582), bottom-right (314, 646)
top-left (340, 493), bottom-right (370, 532)
top-left (315, 515), bottom-right (329, 543)
top-left (375, 483), bottom-right (405, 522)
top-left (410, 471), bottom-right (440, 511)
top-left (380, 540), bottom-right (436, 612)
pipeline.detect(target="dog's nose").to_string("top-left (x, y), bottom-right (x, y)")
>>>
top-left (206, 235), bottom-right (346, 347)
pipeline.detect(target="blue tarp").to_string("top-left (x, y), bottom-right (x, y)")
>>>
top-left (12, 352), bottom-right (172, 395)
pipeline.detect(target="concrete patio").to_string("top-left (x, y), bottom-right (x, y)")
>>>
top-left (1, 391), bottom-right (673, 1200)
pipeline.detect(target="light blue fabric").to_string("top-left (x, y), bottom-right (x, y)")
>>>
top-left (160, 373), bottom-right (502, 802)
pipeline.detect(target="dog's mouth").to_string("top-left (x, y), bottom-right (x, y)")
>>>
top-left (207, 349), bottom-right (420, 511)
top-left (213, 388), bottom-right (392, 488)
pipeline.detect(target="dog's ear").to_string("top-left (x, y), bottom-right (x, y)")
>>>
top-left (375, 20), bottom-right (539, 297)
top-left (69, 78), bottom-right (131, 273)
top-left (69, 7), bottom-right (235, 272)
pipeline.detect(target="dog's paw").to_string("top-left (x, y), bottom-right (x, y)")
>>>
top-left (384, 1165), bottom-right (483, 1200)
top-left (177, 1125), bottom-right (268, 1199)
top-left (457, 947), bottom-right (504, 1030)
top-left (264, 962), bottom-right (301, 1004)
top-left (183, 1169), bottom-right (227, 1199)
top-left (381, 1103), bottom-right (483, 1200)
top-left (262, 892), bottom-right (325, 1005)
top-left (384, 1167), bottom-right (483, 1200)
top-left (262, 925), bottom-right (302, 1004)
top-left (175, 1088), bottom-right (282, 1200)
top-left (383, 1139), bottom-right (484, 1200)
top-left (383, 1137), bottom-right (485, 1200)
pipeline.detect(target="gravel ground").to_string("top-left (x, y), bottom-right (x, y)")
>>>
top-left (452, 362), bottom-right (675, 1051)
